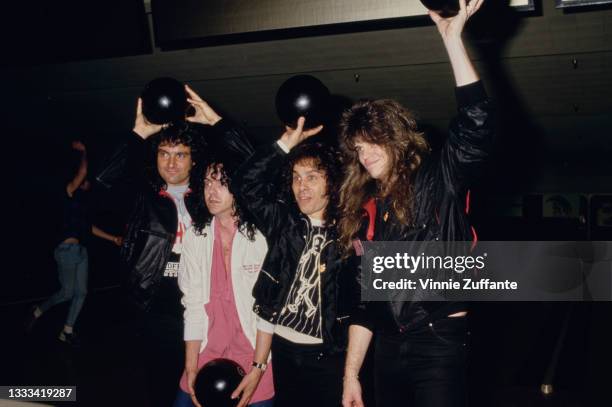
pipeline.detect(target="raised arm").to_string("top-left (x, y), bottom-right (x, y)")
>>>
top-left (185, 84), bottom-right (255, 165)
top-left (96, 98), bottom-right (163, 189)
top-left (430, 0), bottom-right (494, 190)
top-left (430, 0), bottom-right (484, 87)
top-left (231, 141), bottom-right (289, 238)
top-left (66, 141), bottom-right (88, 197)
top-left (443, 81), bottom-right (494, 191)
top-left (232, 117), bottom-right (322, 238)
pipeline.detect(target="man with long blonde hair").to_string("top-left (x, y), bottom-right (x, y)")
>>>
top-left (338, 1), bottom-right (494, 406)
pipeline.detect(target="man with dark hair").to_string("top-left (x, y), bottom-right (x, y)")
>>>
top-left (96, 95), bottom-right (240, 407)
top-left (179, 87), bottom-right (277, 407)
top-left (173, 159), bottom-right (274, 407)
top-left (230, 116), bottom-right (360, 407)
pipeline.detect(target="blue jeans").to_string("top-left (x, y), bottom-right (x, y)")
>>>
top-left (173, 389), bottom-right (273, 407)
top-left (39, 242), bottom-right (88, 327)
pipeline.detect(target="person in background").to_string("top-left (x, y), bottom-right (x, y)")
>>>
top-left (26, 140), bottom-right (122, 346)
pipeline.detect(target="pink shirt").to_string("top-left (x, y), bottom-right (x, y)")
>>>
top-left (180, 219), bottom-right (274, 402)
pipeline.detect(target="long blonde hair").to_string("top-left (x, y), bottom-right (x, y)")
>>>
top-left (338, 99), bottom-right (430, 254)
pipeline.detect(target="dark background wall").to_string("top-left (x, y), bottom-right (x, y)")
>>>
top-left (3, 0), bottom-right (610, 282)
top-left (3, 0), bottom-right (611, 186)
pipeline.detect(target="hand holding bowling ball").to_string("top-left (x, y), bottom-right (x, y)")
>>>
top-left (425, 0), bottom-right (483, 41)
top-left (230, 366), bottom-right (266, 407)
top-left (275, 74), bottom-right (330, 130)
top-left (141, 77), bottom-right (189, 125)
top-left (194, 358), bottom-right (245, 407)
top-left (185, 84), bottom-right (222, 126)
top-left (133, 98), bottom-right (164, 140)
top-left (421, 0), bottom-right (470, 18)
top-left (279, 116), bottom-right (324, 151)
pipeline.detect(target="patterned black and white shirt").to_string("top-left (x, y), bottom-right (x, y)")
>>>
top-left (276, 218), bottom-right (331, 344)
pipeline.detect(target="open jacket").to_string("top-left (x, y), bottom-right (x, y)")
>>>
top-left (178, 220), bottom-right (268, 352)
top-left (230, 142), bottom-right (361, 354)
top-left (352, 81), bottom-right (495, 334)
top-left (96, 120), bottom-right (250, 310)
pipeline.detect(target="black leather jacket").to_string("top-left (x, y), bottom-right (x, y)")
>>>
top-left (96, 120), bottom-right (251, 310)
top-left (96, 132), bottom-right (193, 310)
top-left (351, 81), bottom-right (495, 334)
top-left (232, 142), bottom-right (360, 354)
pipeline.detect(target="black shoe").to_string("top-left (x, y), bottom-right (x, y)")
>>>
top-left (58, 331), bottom-right (81, 347)
top-left (24, 306), bottom-right (39, 333)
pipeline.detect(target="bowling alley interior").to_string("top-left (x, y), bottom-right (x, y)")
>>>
top-left (2, 0), bottom-right (612, 406)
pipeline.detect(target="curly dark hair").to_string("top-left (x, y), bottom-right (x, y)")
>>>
top-left (337, 99), bottom-right (430, 254)
top-left (146, 121), bottom-right (208, 192)
top-left (186, 161), bottom-right (258, 241)
top-left (283, 140), bottom-right (343, 227)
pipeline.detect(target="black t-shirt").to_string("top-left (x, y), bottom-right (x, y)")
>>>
top-left (58, 189), bottom-right (92, 244)
top-left (148, 252), bottom-right (184, 318)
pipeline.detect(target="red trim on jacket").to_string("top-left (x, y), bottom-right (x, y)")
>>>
top-left (363, 198), bottom-right (377, 241)
top-left (158, 188), bottom-right (192, 198)
top-left (465, 190), bottom-right (478, 250)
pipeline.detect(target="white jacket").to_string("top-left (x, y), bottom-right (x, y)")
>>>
top-left (178, 218), bottom-right (268, 352)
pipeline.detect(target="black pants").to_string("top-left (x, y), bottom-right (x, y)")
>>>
top-left (271, 335), bottom-right (343, 407)
top-left (374, 317), bottom-right (468, 407)
top-left (143, 311), bottom-right (185, 407)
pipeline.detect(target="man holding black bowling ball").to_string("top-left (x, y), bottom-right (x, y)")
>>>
top-left (340, 1), bottom-right (490, 407)
top-left (96, 94), bottom-right (228, 407)
top-left (226, 115), bottom-right (360, 407)
top-left (171, 85), bottom-right (275, 407)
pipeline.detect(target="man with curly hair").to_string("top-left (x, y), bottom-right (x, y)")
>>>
top-left (225, 115), bottom-right (360, 407)
top-left (170, 86), bottom-right (276, 407)
top-left (96, 95), bottom-right (243, 407)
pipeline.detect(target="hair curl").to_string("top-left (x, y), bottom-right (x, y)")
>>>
top-left (282, 140), bottom-right (343, 227)
top-left (337, 99), bottom-right (430, 254)
top-left (186, 161), bottom-right (258, 241)
top-left (146, 121), bottom-right (207, 192)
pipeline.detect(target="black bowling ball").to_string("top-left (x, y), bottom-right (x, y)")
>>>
top-left (275, 74), bottom-right (330, 130)
top-left (194, 358), bottom-right (245, 407)
top-left (141, 77), bottom-right (188, 125)
top-left (420, 0), bottom-right (470, 18)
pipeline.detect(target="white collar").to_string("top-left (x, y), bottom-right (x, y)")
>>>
top-left (308, 216), bottom-right (325, 227)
